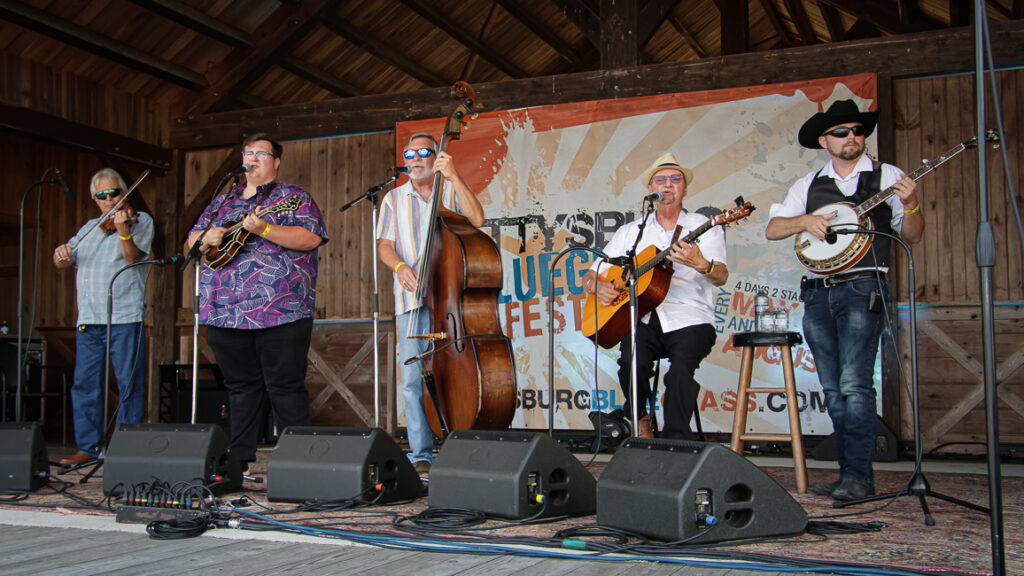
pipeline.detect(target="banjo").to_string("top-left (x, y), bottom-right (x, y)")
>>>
top-left (794, 131), bottom-right (997, 275)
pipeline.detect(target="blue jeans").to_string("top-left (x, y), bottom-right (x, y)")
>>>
top-left (396, 310), bottom-right (434, 464)
top-left (72, 323), bottom-right (146, 457)
top-left (802, 278), bottom-right (885, 486)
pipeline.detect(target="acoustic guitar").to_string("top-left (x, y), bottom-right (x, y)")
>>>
top-left (580, 198), bottom-right (754, 348)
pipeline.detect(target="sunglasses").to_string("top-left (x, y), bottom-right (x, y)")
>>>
top-left (652, 174), bottom-right (684, 185)
top-left (403, 148), bottom-right (435, 160)
top-left (824, 125), bottom-right (866, 138)
top-left (242, 150), bottom-right (275, 159)
top-left (94, 188), bottom-right (122, 200)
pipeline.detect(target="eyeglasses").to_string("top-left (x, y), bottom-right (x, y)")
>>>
top-left (242, 150), bottom-right (275, 160)
top-left (823, 125), bottom-right (866, 138)
top-left (652, 174), bottom-right (684, 185)
top-left (403, 148), bottom-right (435, 160)
top-left (94, 188), bottom-right (122, 200)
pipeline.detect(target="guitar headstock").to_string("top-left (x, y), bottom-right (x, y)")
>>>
top-left (711, 196), bottom-right (756, 228)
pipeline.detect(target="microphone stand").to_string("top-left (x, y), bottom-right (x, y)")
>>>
top-left (827, 227), bottom-right (989, 522)
top-left (622, 202), bottom-right (655, 436)
top-left (17, 168), bottom-right (72, 422)
top-left (339, 171), bottom-right (400, 427)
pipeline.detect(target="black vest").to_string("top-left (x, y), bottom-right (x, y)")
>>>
top-left (806, 165), bottom-right (893, 270)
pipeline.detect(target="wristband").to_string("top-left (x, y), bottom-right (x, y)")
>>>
top-left (118, 234), bottom-right (132, 241)
top-left (394, 262), bottom-right (407, 273)
top-left (904, 204), bottom-right (921, 215)
top-left (259, 223), bottom-right (271, 237)
top-left (702, 261), bottom-right (715, 276)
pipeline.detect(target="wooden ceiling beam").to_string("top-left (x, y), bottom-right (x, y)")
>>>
top-left (599, 0), bottom-right (639, 68)
top-left (818, 1), bottom-right (848, 42)
top-left (720, 0), bottom-right (749, 55)
top-left (819, 0), bottom-right (944, 35)
top-left (783, 0), bottom-right (820, 44)
top-left (170, 20), bottom-right (1024, 150)
top-left (321, 14), bottom-right (448, 87)
top-left (550, 0), bottom-right (601, 49)
top-left (279, 56), bottom-right (366, 98)
top-left (1014, 0), bottom-right (1023, 19)
top-left (896, 0), bottom-right (918, 24)
top-left (0, 0), bottom-right (208, 91)
top-left (758, 0), bottom-right (794, 46)
top-left (179, 0), bottom-right (337, 117)
top-left (396, 0), bottom-right (528, 78)
top-left (637, 0), bottom-right (683, 46)
top-left (667, 15), bottom-right (707, 58)
top-left (127, 0), bottom-right (252, 49)
top-left (0, 103), bottom-right (172, 170)
top-left (493, 0), bottom-right (589, 67)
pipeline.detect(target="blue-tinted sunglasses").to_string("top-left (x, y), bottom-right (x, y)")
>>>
top-left (94, 188), bottom-right (122, 200)
top-left (403, 148), bottom-right (435, 160)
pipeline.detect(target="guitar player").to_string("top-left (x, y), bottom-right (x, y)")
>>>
top-left (185, 133), bottom-right (328, 472)
top-left (765, 100), bottom-right (923, 502)
top-left (582, 152), bottom-right (729, 440)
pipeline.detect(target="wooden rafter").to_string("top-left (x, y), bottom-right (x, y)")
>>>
top-left (493, 0), bottom-right (590, 67)
top-left (550, 0), bottom-right (601, 49)
top-left (818, 0), bottom-right (848, 42)
top-left (637, 0), bottom-right (683, 46)
top-left (0, 0), bottom-right (208, 91)
top-left (321, 14), bottom-right (448, 87)
top-left (599, 0), bottom-right (639, 68)
top-left (818, 0), bottom-right (944, 35)
top-left (720, 0), bottom-right (749, 55)
top-left (126, 0), bottom-right (252, 49)
top-left (180, 0), bottom-right (337, 117)
top-left (783, 0), bottom-right (820, 44)
top-left (397, 0), bottom-right (527, 78)
top-left (279, 56), bottom-right (366, 98)
top-left (758, 0), bottom-right (793, 47)
top-left (668, 15), bottom-right (707, 58)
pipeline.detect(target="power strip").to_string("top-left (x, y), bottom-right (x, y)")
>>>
top-left (115, 504), bottom-right (207, 524)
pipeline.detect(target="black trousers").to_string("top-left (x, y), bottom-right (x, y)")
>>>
top-left (616, 314), bottom-right (716, 439)
top-left (206, 317), bottom-right (313, 461)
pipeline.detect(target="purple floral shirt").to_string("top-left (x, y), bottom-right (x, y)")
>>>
top-left (190, 182), bottom-right (328, 329)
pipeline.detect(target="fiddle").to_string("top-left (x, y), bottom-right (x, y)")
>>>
top-left (100, 208), bottom-right (139, 236)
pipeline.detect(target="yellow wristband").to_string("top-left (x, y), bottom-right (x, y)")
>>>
top-left (904, 204), bottom-right (921, 215)
top-left (702, 261), bottom-right (715, 276)
top-left (118, 234), bottom-right (132, 241)
top-left (259, 223), bottom-right (271, 237)
top-left (394, 262), bottom-right (407, 273)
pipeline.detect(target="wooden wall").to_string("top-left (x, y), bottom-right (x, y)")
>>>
top-left (890, 69), bottom-right (1024, 450)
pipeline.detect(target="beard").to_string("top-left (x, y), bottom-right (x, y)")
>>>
top-left (834, 140), bottom-right (864, 161)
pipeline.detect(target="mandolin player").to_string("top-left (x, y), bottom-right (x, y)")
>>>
top-left (582, 152), bottom-right (729, 441)
top-left (765, 100), bottom-right (924, 502)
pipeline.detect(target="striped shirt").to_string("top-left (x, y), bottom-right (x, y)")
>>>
top-left (376, 180), bottom-right (461, 315)
top-left (67, 212), bottom-right (154, 325)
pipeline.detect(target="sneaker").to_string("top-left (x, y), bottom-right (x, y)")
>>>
top-left (413, 460), bottom-right (431, 477)
top-left (831, 479), bottom-right (875, 501)
top-left (809, 479), bottom-right (842, 496)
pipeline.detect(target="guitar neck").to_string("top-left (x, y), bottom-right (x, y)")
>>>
top-left (856, 142), bottom-right (968, 216)
top-left (634, 219), bottom-right (714, 277)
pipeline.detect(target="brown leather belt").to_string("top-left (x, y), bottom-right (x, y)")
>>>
top-left (801, 270), bottom-right (885, 291)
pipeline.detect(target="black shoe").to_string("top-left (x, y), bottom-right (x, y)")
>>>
top-left (809, 479), bottom-right (842, 496)
top-left (831, 479), bottom-right (875, 501)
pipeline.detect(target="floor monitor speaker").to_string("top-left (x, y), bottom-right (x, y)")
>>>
top-left (598, 438), bottom-right (807, 543)
top-left (103, 423), bottom-right (241, 495)
top-left (0, 422), bottom-right (48, 492)
top-left (429, 430), bottom-right (596, 519)
top-left (267, 427), bottom-right (422, 503)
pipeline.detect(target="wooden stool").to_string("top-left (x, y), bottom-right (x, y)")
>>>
top-left (729, 331), bottom-right (808, 493)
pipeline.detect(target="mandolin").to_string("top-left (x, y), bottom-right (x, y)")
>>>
top-left (204, 195), bottom-right (302, 270)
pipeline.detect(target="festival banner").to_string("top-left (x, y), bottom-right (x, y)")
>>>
top-left (395, 74), bottom-right (881, 436)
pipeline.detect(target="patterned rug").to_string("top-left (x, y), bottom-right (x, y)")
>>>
top-left (3, 448), bottom-right (1020, 576)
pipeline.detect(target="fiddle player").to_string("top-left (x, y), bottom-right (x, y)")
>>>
top-left (185, 133), bottom-right (327, 472)
top-left (582, 153), bottom-right (728, 440)
top-left (376, 132), bottom-right (484, 476)
top-left (53, 168), bottom-right (153, 467)
top-left (765, 100), bottom-right (922, 501)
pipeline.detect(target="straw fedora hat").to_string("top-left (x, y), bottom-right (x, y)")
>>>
top-left (641, 152), bottom-right (694, 186)
top-left (798, 99), bottom-right (879, 149)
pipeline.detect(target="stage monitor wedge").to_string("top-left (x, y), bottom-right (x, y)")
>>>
top-left (598, 438), bottom-right (807, 543)
top-left (267, 427), bottom-right (422, 503)
top-left (103, 423), bottom-right (241, 495)
top-left (0, 422), bottom-right (49, 492)
top-left (429, 430), bottom-right (596, 519)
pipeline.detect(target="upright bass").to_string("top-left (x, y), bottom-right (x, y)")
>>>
top-left (410, 82), bottom-right (516, 438)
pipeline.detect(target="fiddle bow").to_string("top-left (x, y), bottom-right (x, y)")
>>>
top-left (69, 169), bottom-right (150, 249)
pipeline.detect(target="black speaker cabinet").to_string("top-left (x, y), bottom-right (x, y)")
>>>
top-left (811, 415), bottom-right (900, 462)
top-left (429, 430), bottom-right (596, 519)
top-left (597, 438), bottom-right (807, 543)
top-left (267, 427), bottom-right (422, 503)
top-left (103, 423), bottom-right (241, 496)
top-left (0, 422), bottom-right (49, 492)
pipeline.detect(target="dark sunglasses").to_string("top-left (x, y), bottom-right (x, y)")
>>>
top-left (824, 125), bottom-right (866, 138)
top-left (403, 147), bottom-right (435, 159)
top-left (94, 188), bottom-right (122, 200)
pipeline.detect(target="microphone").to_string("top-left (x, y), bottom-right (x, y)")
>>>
top-left (54, 168), bottom-right (74, 203)
top-left (643, 191), bottom-right (663, 203)
top-left (392, 166), bottom-right (409, 174)
top-left (155, 254), bottom-right (184, 265)
top-left (229, 164), bottom-right (251, 177)
top-left (604, 256), bottom-right (633, 267)
top-left (824, 226), bottom-right (838, 245)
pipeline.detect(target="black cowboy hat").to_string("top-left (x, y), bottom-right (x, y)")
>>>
top-left (798, 99), bottom-right (879, 149)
